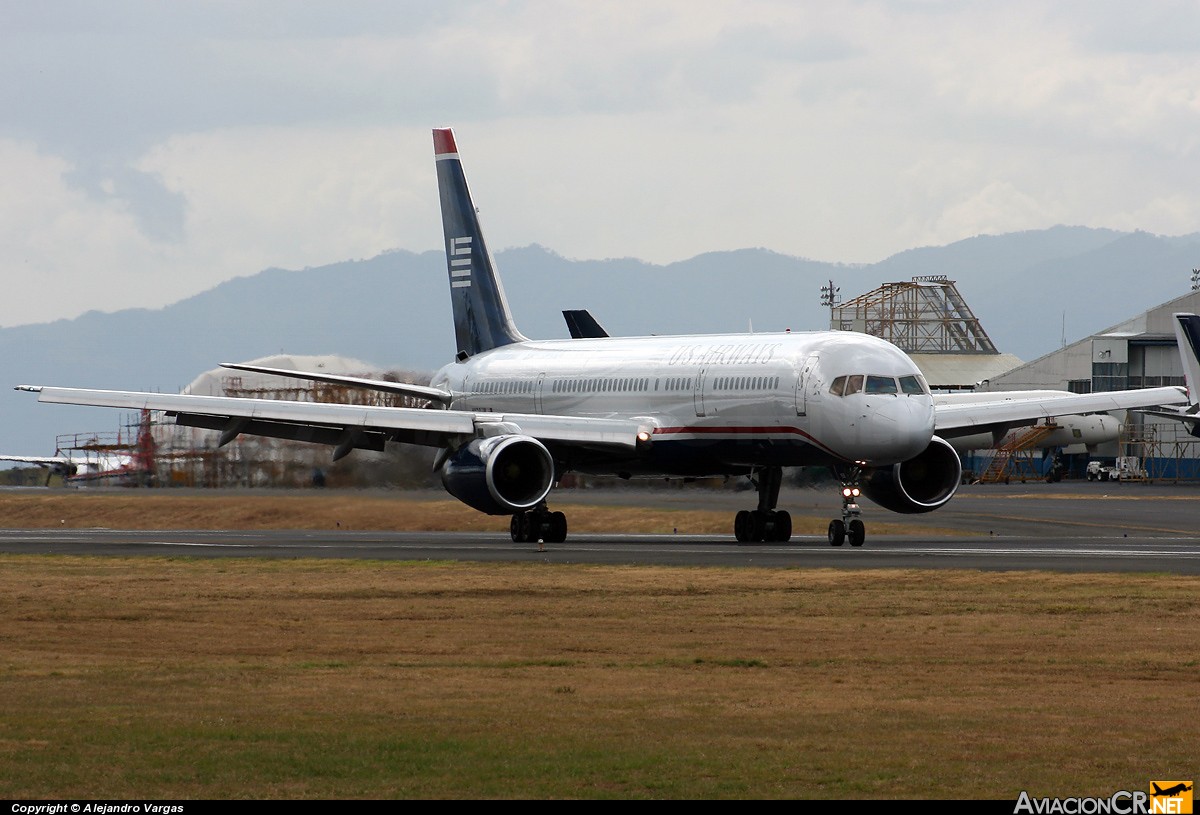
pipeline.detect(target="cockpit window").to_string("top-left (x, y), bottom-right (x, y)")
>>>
top-left (865, 375), bottom-right (898, 394)
top-left (899, 375), bottom-right (928, 395)
top-left (844, 375), bottom-right (864, 395)
top-left (829, 376), bottom-right (847, 396)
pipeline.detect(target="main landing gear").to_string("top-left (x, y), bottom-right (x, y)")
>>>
top-left (510, 504), bottom-right (567, 546)
top-left (734, 466), bottom-right (792, 543)
top-left (827, 468), bottom-right (865, 547)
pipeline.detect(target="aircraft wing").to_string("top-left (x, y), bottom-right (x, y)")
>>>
top-left (18, 386), bottom-right (647, 460)
top-left (220, 362), bottom-right (452, 405)
top-left (933, 386), bottom-right (1187, 439)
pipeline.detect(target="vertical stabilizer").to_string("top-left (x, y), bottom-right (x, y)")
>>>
top-left (1173, 313), bottom-right (1200, 406)
top-left (434, 128), bottom-right (527, 358)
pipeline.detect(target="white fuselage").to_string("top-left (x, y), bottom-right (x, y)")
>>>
top-left (431, 329), bottom-right (937, 474)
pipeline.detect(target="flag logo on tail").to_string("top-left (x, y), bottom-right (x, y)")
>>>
top-left (450, 236), bottom-right (472, 289)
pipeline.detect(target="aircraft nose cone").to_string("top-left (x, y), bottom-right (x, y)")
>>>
top-left (845, 396), bottom-right (933, 464)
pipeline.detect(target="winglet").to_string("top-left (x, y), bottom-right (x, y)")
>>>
top-left (1173, 313), bottom-right (1200, 407)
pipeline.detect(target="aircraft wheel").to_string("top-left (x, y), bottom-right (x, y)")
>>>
top-left (773, 510), bottom-right (792, 542)
top-left (748, 511), bottom-right (766, 542)
top-left (828, 519), bottom-right (845, 547)
top-left (734, 510), bottom-right (751, 542)
top-left (546, 511), bottom-right (568, 543)
top-left (510, 513), bottom-right (530, 543)
top-left (848, 519), bottom-right (865, 547)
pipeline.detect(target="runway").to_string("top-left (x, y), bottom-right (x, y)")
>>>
top-left (1, 482), bottom-right (1197, 572)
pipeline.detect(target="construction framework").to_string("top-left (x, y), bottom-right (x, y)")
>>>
top-left (830, 276), bottom-right (998, 354)
top-left (150, 372), bottom-right (436, 489)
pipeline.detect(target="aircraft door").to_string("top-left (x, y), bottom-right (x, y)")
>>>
top-left (535, 373), bottom-right (546, 414)
top-left (795, 353), bottom-right (820, 416)
top-left (694, 368), bottom-right (706, 417)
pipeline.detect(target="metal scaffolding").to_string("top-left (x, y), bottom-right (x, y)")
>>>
top-left (830, 276), bottom-right (998, 353)
top-left (148, 370), bottom-right (436, 489)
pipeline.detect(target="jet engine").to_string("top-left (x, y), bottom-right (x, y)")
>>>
top-left (861, 435), bottom-right (961, 514)
top-left (439, 435), bottom-right (556, 515)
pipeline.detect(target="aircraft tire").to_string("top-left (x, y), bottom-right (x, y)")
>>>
top-left (734, 510), bottom-right (751, 542)
top-left (848, 519), bottom-right (865, 547)
top-left (774, 510), bottom-right (792, 542)
top-left (748, 511), bottom-right (766, 542)
top-left (828, 519), bottom-right (845, 547)
top-left (546, 511), bottom-right (568, 543)
top-left (510, 513), bottom-right (531, 543)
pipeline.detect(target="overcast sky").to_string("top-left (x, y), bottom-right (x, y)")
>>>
top-left (2, 1), bottom-right (1199, 327)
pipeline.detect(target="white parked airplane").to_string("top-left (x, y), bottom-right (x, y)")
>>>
top-left (0, 452), bottom-right (134, 486)
top-left (15, 129), bottom-right (1189, 545)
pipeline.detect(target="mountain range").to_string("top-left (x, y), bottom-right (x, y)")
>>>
top-left (3, 225), bottom-right (1198, 460)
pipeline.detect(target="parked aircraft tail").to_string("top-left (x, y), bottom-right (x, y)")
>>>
top-left (1139, 313), bottom-right (1200, 437)
top-left (1174, 313), bottom-right (1200, 407)
top-left (434, 128), bottom-right (528, 359)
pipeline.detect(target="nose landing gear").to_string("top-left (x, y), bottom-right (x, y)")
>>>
top-left (828, 469), bottom-right (866, 547)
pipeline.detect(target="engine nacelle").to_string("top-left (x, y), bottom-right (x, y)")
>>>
top-left (440, 435), bottom-right (555, 516)
top-left (861, 435), bottom-right (961, 514)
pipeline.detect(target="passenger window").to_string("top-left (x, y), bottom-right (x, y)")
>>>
top-left (866, 375), bottom-right (898, 394)
top-left (844, 375), bottom-right (864, 395)
top-left (899, 375), bottom-right (926, 395)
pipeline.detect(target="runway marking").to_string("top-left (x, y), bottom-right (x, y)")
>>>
top-left (954, 512), bottom-right (1197, 536)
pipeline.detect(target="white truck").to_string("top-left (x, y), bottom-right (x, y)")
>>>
top-left (1086, 457), bottom-right (1147, 482)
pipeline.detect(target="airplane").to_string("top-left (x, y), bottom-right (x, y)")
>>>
top-left (566, 309), bottom-right (1122, 459)
top-left (1135, 313), bottom-right (1200, 437)
top-left (14, 128), bottom-right (1190, 546)
top-left (0, 452), bottom-right (127, 486)
top-left (1151, 782), bottom-right (1192, 797)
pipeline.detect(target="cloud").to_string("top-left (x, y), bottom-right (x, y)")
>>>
top-left (0, 1), bottom-right (1198, 325)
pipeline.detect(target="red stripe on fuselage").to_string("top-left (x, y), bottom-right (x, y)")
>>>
top-left (653, 425), bottom-right (844, 459)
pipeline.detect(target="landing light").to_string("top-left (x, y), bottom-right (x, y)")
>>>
top-left (841, 487), bottom-right (861, 498)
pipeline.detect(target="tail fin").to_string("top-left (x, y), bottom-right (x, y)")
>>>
top-left (563, 309), bottom-right (610, 339)
top-left (1173, 313), bottom-right (1200, 407)
top-left (434, 128), bottom-right (527, 359)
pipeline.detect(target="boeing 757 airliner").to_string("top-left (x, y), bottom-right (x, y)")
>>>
top-left (17, 129), bottom-right (1189, 546)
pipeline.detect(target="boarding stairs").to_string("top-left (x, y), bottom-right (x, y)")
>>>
top-left (977, 423), bottom-right (1058, 484)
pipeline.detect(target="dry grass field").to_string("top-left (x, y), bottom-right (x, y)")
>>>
top-left (0, 488), bottom-right (950, 536)
top-left (1, 489), bottom-right (1196, 800)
